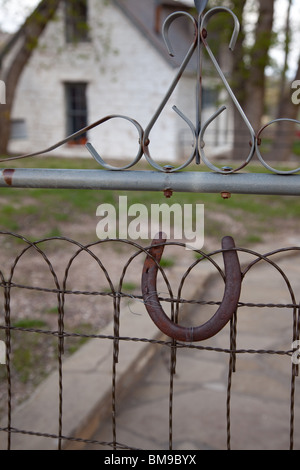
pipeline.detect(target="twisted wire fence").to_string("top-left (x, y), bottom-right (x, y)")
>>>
top-left (0, 231), bottom-right (299, 450)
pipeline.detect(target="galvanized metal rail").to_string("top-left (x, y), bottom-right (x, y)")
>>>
top-left (1, 168), bottom-right (300, 196)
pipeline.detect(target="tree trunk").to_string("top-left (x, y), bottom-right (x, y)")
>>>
top-left (270, 56), bottom-right (300, 162)
top-left (276, 0), bottom-right (292, 119)
top-left (245, 0), bottom-right (275, 134)
top-left (0, 0), bottom-right (61, 155)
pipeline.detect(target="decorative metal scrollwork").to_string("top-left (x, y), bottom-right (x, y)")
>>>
top-left (1, 0), bottom-right (299, 175)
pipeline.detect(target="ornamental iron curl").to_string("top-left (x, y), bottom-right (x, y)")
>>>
top-left (1, 0), bottom-right (299, 175)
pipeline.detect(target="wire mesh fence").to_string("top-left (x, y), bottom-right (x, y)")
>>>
top-left (0, 231), bottom-right (299, 450)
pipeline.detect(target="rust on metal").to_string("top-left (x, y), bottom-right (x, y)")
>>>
top-left (142, 233), bottom-right (242, 342)
top-left (163, 188), bottom-right (173, 199)
top-left (3, 169), bottom-right (15, 186)
top-left (201, 28), bottom-right (208, 39)
top-left (221, 192), bottom-right (231, 199)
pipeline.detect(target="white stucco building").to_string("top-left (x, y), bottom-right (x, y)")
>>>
top-left (3, 0), bottom-right (232, 166)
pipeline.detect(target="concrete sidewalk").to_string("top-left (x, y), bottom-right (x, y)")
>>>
top-left (1, 241), bottom-right (300, 450)
top-left (84, 245), bottom-right (300, 451)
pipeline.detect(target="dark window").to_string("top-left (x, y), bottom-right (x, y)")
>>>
top-left (65, 0), bottom-right (89, 43)
top-left (202, 87), bottom-right (218, 109)
top-left (65, 83), bottom-right (88, 144)
top-left (10, 119), bottom-right (27, 140)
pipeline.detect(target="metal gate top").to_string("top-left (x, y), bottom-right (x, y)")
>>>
top-left (0, 0), bottom-right (299, 186)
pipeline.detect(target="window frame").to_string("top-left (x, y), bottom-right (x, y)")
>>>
top-left (65, 82), bottom-right (88, 145)
top-left (65, 0), bottom-right (90, 44)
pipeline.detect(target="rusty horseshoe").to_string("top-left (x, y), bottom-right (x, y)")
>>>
top-left (142, 234), bottom-right (242, 342)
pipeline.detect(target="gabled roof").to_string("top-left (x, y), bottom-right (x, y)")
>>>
top-left (0, 0), bottom-right (197, 73)
top-left (113, 0), bottom-right (197, 72)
